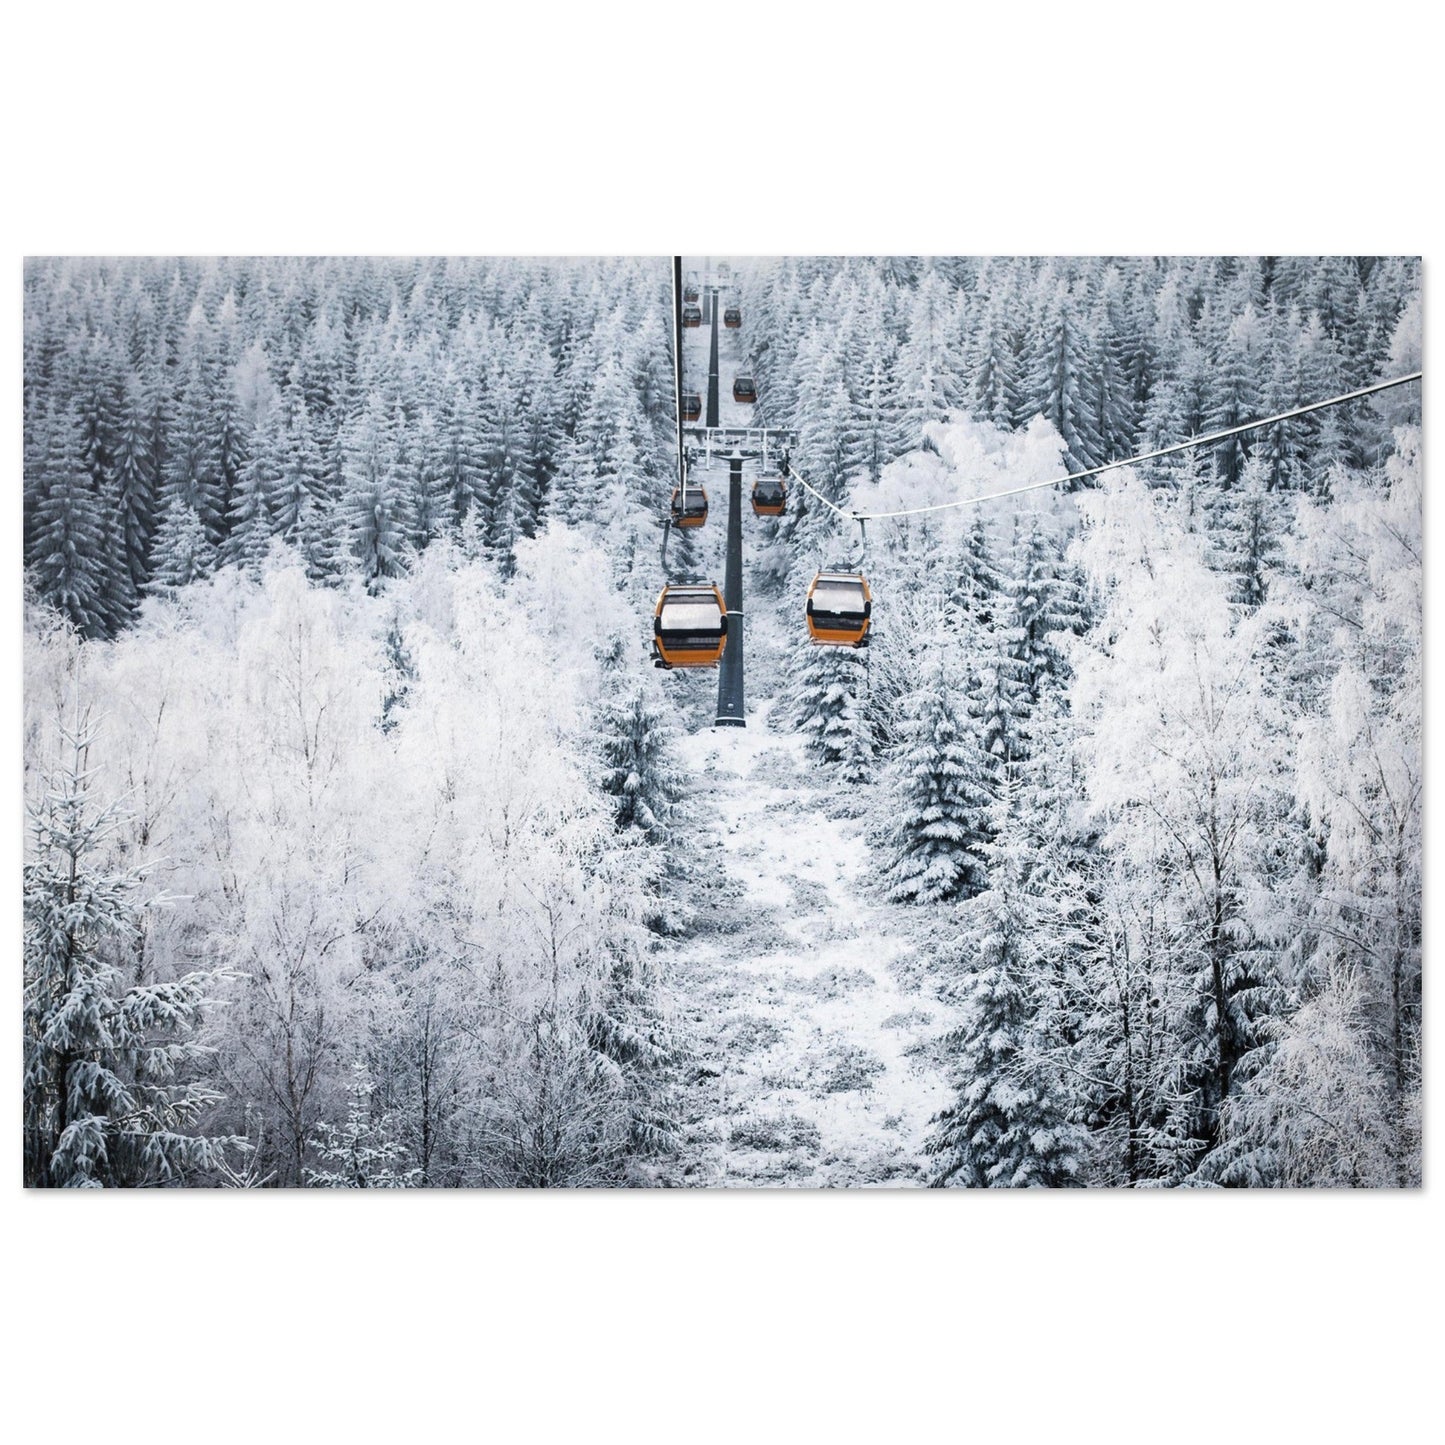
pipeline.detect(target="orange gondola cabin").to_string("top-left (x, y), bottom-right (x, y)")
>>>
top-left (682, 304), bottom-right (702, 328)
top-left (670, 484), bottom-right (708, 528)
top-left (732, 375), bottom-right (757, 403)
top-left (751, 473), bottom-right (786, 517)
top-left (681, 391), bottom-right (702, 421)
top-left (723, 305), bottom-right (741, 329)
top-left (653, 584), bottom-right (727, 669)
top-left (805, 571), bottom-right (872, 647)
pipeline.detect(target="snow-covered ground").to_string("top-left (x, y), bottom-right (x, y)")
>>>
top-left (664, 669), bottom-right (961, 1188)
top-left (664, 296), bottom-right (962, 1187)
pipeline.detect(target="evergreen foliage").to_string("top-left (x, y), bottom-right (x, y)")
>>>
top-left (18, 255), bottom-right (1423, 1190)
top-left (926, 791), bottom-right (1087, 1188)
top-left (23, 712), bottom-right (233, 1187)
top-left (883, 655), bottom-right (993, 903)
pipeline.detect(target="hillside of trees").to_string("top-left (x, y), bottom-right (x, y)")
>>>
top-left (22, 255), bottom-right (1421, 1186)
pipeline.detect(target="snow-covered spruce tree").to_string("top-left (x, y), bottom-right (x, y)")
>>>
top-left (162, 348), bottom-right (228, 545)
top-left (971, 620), bottom-right (1030, 787)
top-left (790, 630), bottom-right (873, 768)
top-left (146, 500), bottom-right (215, 594)
top-left (836, 682), bottom-right (877, 786)
top-left (893, 266), bottom-right (965, 451)
top-left (1007, 518), bottom-right (1080, 703)
top-left (1259, 323), bottom-right (1304, 492)
top-left (926, 789), bottom-right (1087, 1187)
top-left (1205, 453), bottom-right (1283, 610)
top-left (305, 1061), bottom-right (419, 1188)
top-left (110, 372), bottom-right (160, 599)
top-left (1031, 291), bottom-right (1102, 474)
top-left (295, 483), bottom-right (348, 587)
top-left (23, 712), bottom-right (234, 1187)
top-left (883, 654), bottom-right (992, 903)
top-left (854, 336), bottom-right (902, 483)
top-left (343, 395), bottom-right (414, 590)
top-left (27, 404), bottom-right (110, 639)
top-left (597, 664), bottom-right (686, 843)
top-left (947, 512), bottom-right (1002, 630)
top-left (222, 409), bottom-right (279, 576)
top-left (1207, 305), bottom-right (1264, 487)
top-left (968, 293), bottom-right (1025, 431)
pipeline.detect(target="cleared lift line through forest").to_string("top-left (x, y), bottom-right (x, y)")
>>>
top-left (784, 370), bottom-right (1424, 523)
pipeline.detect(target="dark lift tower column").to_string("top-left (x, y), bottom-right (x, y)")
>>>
top-left (715, 451), bottom-right (745, 727)
top-left (705, 287), bottom-right (721, 429)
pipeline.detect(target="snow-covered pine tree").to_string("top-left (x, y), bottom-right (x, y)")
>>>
top-left (854, 335), bottom-right (901, 484)
top-left (162, 347), bottom-right (228, 544)
top-left (407, 408), bottom-right (450, 551)
top-left (790, 630), bottom-right (873, 768)
top-left (27, 404), bottom-right (110, 638)
top-left (23, 711), bottom-right (234, 1187)
top-left (222, 409), bottom-right (279, 575)
top-left (883, 654), bottom-right (992, 903)
top-left (306, 1061), bottom-right (419, 1188)
top-left (1032, 291), bottom-right (1103, 474)
top-left (926, 787), bottom-right (1087, 1187)
top-left (477, 364), bottom-right (536, 567)
top-left (110, 371), bottom-right (160, 598)
top-left (74, 335), bottom-right (122, 496)
top-left (1207, 453), bottom-right (1283, 609)
top-left (93, 480), bottom-right (137, 636)
top-left (893, 266), bottom-right (964, 452)
top-left (343, 395), bottom-right (414, 589)
top-left (438, 375), bottom-right (489, 529)
top-left (837, 677), bottom-right (877, 787)
top-left (147, 500), bottom-right (215, 594)
top-left (971, 617), bottom-right (1030, 786)
top-left (597, 669), bottom-right (686, 843)
top-left (947, 513), bottom-right (1002, 630)
top-left (1259, 311), bottom-right (1304, 491)
top-left (1086, 289), bottom-right (1138, 463)
top-left (1208, 305), bottom-right (1265, 487)
top-left (1007, 518), bottom-right (1079, 703)
top-left (968, 293), bottom-right (1023, 431)
top-left (268, 387), bottom-right (326, 536)
top-left (514, 324), bottom-right (562, 526)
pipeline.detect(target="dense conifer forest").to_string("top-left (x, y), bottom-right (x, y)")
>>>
top-left (22, 255), bottom-right (1421, 1186)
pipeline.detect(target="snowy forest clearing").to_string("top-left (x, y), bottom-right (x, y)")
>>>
top-left (668, 698), bottom-right (960, 1186)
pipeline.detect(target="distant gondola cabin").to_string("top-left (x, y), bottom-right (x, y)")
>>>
top-left (806, 571), bottom-right (872, 647)
top-left (751, 474), bottom-right (786, 517)
top-left (653, 584), bottom-right (727, 669)
top-left (681, 392), bottom-right (702, 421)
top-left (670, 484), bottom-right (708, 528)
top-left (683, 285), bottom-right (699, 303)
top-left (732, 375), bottom-right (756, 403)
top-left (683, 304), bottom-right (702, 328)
top-left (723, 305), bottom-right (741, 329)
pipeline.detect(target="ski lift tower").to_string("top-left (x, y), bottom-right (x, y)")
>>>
top-left (681, 302), bottom-right (796, 727)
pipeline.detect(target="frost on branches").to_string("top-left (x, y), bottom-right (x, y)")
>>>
top-left (23, 712), bottom-right (236, 1187)
top-left (19, 256), bottom-right (1422, 1188)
